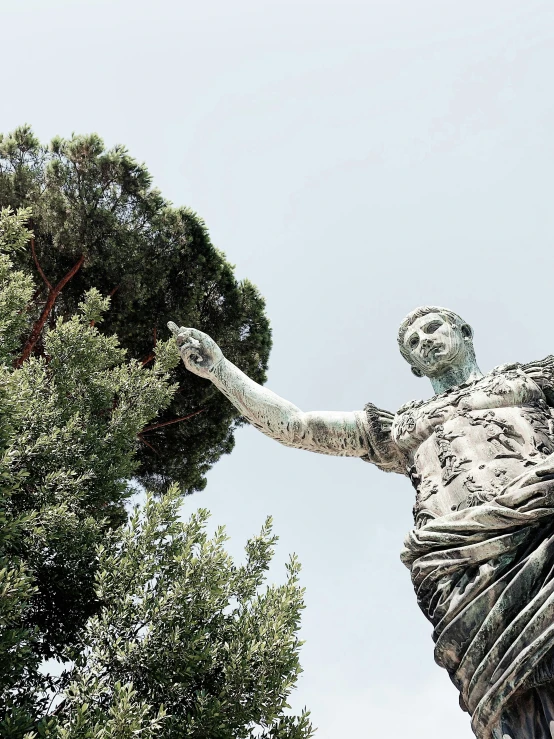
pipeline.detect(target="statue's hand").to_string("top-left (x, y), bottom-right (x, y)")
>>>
top-left (167, 322), bottom-right (224, 379)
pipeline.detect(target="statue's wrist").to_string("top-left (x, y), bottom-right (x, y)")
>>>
top-left (208, 355), bottom-right (227, 382)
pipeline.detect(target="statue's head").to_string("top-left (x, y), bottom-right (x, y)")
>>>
top-left (398, 306), bottom-right (475, 379)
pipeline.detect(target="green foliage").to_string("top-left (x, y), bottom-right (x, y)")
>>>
top-left (6, 290), bottom-right (179, 663)
top-left (0, 126), bottom-right (272, 493)
top-left (51, 487), bottom-right (313, 739)
top-left (0, 206), bottom-right (33, 252)
top-left (0, 210), bottom-right (45, 734)
top-left (0, 210), bottom-right (311, 739)
top-left (0, 208), bottom-right (179, 732)
top-left (0, 207), bottom-right (35, 362)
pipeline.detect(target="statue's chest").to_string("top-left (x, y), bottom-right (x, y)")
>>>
top-left (392, 368), bottom-right (543, 450)
top-left (391, 369), bottom-right (553, 525)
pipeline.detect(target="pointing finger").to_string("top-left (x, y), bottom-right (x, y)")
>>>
top-left (169, 325), bottom-right (195, 346)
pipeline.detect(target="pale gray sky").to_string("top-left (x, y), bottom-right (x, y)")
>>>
top-left (4, 1), bottom-right (554, 735)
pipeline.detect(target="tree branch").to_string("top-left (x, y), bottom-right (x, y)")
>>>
top-left (51, 697), bottom-right (67, 716)
top-left (141, 352), bottom-right (155, 366)
top-left (15, 254), bottom-right (85, 368)
top-left (140, 328), bottom-right (159, 365)
top-left (141, 409), bottom-right (205, 434)
top-left (30, 238), bottom-right (52, 291)
top-left (138, 433), bottom-right (160, 454)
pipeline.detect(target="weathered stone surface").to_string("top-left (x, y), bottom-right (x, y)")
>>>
top-left (170, 308), bottom-right (554, 738)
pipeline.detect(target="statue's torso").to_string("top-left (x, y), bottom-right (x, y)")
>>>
top-left (391, 366), bottom-right (554, 527)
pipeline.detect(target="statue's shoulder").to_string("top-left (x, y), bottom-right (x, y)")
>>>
top-left (520, 354), bottom-right (554, 376)
top-left (362, 401), bottom-right (408, 475)
top-left (484, 355), bottom-right (554, 406)
top-left (397, 398), bottom-right (425, 415)
top-left (519, 355), bottom-right (554, 405)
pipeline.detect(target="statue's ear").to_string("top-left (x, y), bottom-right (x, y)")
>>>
top-left (461, 324), bottom-right (473, 340)
top-left (411, 366), bottom-right (423, 378)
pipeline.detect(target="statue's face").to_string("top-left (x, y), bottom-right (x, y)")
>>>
top-left (402, 311), bottom-right (471, 377)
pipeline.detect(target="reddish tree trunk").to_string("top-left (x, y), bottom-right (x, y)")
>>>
top-left (16, 254), bottom-right (85, 368)
top-left (30, 238), bottom-right (52, 291)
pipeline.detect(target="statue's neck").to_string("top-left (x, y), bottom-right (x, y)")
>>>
top-left (429, 359), bottom-right (483, 395)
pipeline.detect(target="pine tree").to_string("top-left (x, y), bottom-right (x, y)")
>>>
top-left (0, 127), bottom-right (272, 494)
top-left (0, 209), bottom-right (312, 739)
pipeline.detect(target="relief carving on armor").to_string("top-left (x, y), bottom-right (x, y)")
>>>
top-left (467, 411), bottom-right (524, 459)
top-left (462, 474), bottom-right (496, 507)
top-left (397, 412), bottom-right (416, 436)
top-left (482, 366), bottom-right (521, 397)
top-left (412, 480), bottom-right (439, 529)
top-left (493, 466), bottom-right (509, 488)
top-left (434, 424), bottom-right (470, 484)
top-left (523, 401), bottom-right (554, 457)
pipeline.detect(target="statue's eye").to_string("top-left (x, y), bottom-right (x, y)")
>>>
top-left (409, 335), bottom-right (419, 349)
top-left (424, 321), bottom-right (441, 334)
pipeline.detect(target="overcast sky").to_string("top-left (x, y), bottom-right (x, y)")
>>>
top-left (4, 0), bottom-right (554, 735)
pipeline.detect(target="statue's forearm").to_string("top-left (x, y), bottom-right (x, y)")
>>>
top-left (210, 358), bottom-right (370, 457)
top-left (211, 358), bottom-right (303, 441)
top-left (172, 324), bottom-right (392, 459)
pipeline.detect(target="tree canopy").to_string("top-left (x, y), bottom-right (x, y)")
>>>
top-left (0, 126), bottom-right (272, 493)
top-left (0, 206), bottom-right (179, 721)
top-left (0, 207), bottom-right (312, 739)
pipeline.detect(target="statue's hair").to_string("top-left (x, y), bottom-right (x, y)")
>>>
top-left (397, 306), bottom-right (472, 363)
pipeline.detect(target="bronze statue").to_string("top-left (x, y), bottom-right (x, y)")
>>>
top-left (169, 307), bottom-right (554, 739)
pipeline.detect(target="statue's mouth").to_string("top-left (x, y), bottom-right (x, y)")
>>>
top-left (423, 344), bottom-right (444, 361)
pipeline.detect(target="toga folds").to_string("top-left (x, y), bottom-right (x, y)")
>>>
top-left (363, 357), bottom-right (554, 738)
top-left (402, 457), bottom-right (554, 739)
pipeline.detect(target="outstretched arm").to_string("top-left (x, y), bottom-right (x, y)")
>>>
top-left (212, 355), bottom-right (375, 457)
top-left (168, 323), bottom-right (402, 469)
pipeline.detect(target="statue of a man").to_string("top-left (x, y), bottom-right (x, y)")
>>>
top-left (169, 307), bottom-right (554, 739)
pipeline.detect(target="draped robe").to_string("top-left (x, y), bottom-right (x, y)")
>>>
top-left (402, 458), bottom-right (554, 738)
top-left (369, 357), bottom-right (554, 738)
